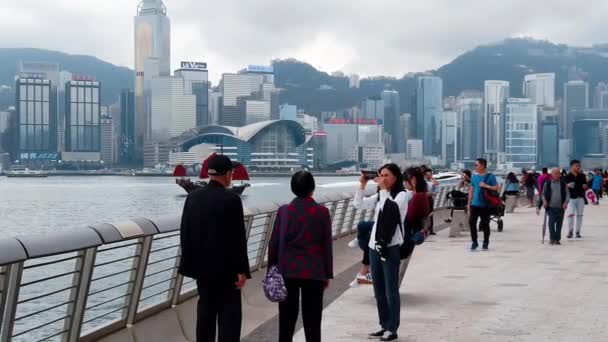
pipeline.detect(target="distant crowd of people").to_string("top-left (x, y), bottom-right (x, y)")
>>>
top-left (177, 154), bottom-right (599, 342)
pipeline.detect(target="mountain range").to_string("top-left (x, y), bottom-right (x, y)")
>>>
top-left (2, 38), bottom-right (608, 114)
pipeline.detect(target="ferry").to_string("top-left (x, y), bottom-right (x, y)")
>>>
top-left (5, 169), bottom-right (49, 178)
top-left (433, 171), bottom-right (462, 186)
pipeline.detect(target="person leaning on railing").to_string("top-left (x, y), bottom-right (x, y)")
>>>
top-left (267, 171), bottom-right (333, 342)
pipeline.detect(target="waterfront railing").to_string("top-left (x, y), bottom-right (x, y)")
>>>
top-left (0, 186), bottom-right (458, 342)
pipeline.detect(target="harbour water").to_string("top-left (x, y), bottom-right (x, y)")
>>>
top-left (0, 175), bottom-right (360, 237)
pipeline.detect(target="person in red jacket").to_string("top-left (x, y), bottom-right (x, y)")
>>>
top-left (403, 167), bottom-right (431, 235)
top-left (268, 171), bottom-right (333, 342)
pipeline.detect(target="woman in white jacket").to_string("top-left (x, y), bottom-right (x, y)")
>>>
top-left (353, 163), bottom-right (410, 341)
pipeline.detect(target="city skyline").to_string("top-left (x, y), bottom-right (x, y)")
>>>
top-left (3, 1), bottom-right (608, 83)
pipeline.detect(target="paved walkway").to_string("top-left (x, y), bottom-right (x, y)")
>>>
top-left (295, 202), bottom-right (608, 342)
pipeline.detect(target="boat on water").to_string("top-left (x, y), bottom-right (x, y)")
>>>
top-left (434, 171), bottom-right (462, 186)
top-left (5, 169), bottom-right (49, 178)
top-left (174, 153), bottom-right (251, 195)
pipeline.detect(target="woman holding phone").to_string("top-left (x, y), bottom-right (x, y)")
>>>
top-left (353, 164), bottom-right (409, 341)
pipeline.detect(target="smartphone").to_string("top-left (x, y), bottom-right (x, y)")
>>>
top-left (362, 170), bottom-right (378, 180)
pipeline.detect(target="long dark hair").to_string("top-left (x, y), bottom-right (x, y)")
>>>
top-left (507, 172), bottom-right (518, 183)
top-left (378, 163), bottom-right (405, 199)
top-left (403, 167), bottom-right (428, 193)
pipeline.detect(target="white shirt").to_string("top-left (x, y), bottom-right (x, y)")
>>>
top-left (353, 189), bottom-right (411, 250)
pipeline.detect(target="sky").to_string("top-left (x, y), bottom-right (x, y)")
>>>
top-left (2, 0), bottom-right (608, 83)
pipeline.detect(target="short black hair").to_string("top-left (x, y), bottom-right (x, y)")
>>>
top-left (542, 167), bottom-right (548, 174)
top-left (463, 169), bottom-right (472, 178)
top-left (291, 171), bottom-right (315, 198)
top-left (476, 158), bottom-right (487, 168)
top-left (570, 159), bottom-right (580, 166)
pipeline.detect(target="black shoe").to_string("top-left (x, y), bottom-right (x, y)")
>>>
top-left (576, 233), bottom-right (582, 238)
top-left (482, 241), bottom-right (489, 251)
top-left (380, 332), bottom-right (399, 341)
top-left (444, 218), bottom-right (452, 223)
top-left (430, 232), bottom-right (437, 235)
top-left (567, 233), bottom-right (573, 239)
top-left (549, 240), bottom-right (555, 245)
top-left (369, 329), bottom-right (386, 338)
top-left (555, 241), bottom-right (561, 245)
top-left (471, 242), bottom-right (479, 251)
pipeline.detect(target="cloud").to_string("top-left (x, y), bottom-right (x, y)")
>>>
top-left (1, 0), bottom-right (608, 83)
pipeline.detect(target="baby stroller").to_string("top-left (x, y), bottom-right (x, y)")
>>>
top-left (444, 189), bottom-right (468, 223)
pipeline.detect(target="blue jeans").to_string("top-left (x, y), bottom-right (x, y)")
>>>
top-left (547, 207), bottom-right (564, 242)
top-left (369, 246), bottom-right (401, 333)
top-left (357, 221), bottom-right (374, 265)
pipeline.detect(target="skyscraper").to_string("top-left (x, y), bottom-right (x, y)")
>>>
top-left (100, 115), bottom-right (114, 164)
top-left (456, 96), bottom-right (483, 163)
top-left (208, 90), bottom-right (222, 125)
top-left (174, 62), bottom-right (209, 126)
top-left (484, 81), bottom-right (510, 155)
top-left (134, 0), bottom-right (171, 161)
top-left (381, 90), bottom-right (400, 153)
top-left (523, 73), bottom-right (555, 107)
top-left (13, 75), bottom-right (58, 164)
top-left (220, 66), bottom-right (275, 126)
top-left (563, 80), bottom-right (589, 139)
top-left (416, 76), bottom-right (443, 156)
top-left (441, 110), bottom-right (457, 166)
top-left (362, 96), bottom-right (384, 121)
top-left (149, 76), bottom-right (196, 140)
top-left (120, 89), bottom-right (135, 164)
top-left (593, 82), bottom-right (608, 109)
top-left (64, 80), bottom-right (101, 159)
top-left (505, 98), bottom-right (538, 168)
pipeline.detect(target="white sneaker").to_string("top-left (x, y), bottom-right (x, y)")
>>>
top-left (347, 238), bottom-right (359, 248)
top-left (349, 278), bottom-right (360, 288)
top-left (356, 272), bottom-right (373, 284)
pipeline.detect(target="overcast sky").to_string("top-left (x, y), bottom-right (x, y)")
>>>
top-left (2, 0), bottom-right (608, 83)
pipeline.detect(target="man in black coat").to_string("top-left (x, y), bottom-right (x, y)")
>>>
top-left (179, 154), bottom-right (251, 342)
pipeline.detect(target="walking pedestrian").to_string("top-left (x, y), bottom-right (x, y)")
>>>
top-left (467, 158), bottom-right (499, 251)
top-left (268, 171), bottom-right (333, 342)
top-left (537, 168), bottom-right (550, 194)
top-left (503, 172), bottom-right (520, 199)
top-left (541, 168), bottom-right (569, 245)
top-left (354, 163), bottom-right (408, 341)
top-left (592, 169), bottom-right (603, 204)
top-left (522, 169), bottom-right (536, 207)
top-left (423, 167), bottom-right (439, 235)
top-left (179, 155), bottom-right (251, 342)
top-left (565, 160), bottom-right (588, 239)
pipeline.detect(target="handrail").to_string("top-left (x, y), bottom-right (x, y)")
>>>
top-left (0, 186), bottom-right (458, 342)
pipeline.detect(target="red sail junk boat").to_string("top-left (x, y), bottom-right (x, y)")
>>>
top-left (174, 153), bottom-right (251, 195)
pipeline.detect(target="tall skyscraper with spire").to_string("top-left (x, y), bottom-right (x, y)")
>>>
top-left (134, 0), bottom-right (170, 162)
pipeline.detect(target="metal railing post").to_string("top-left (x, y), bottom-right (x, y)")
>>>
top-left (169, 246), bottom-right (183, 306)
top-left (0, 262), bottom-right (24, 342)
top-left (64, 247), bottom-right (98, 342)
top-left (125, 236), bottom-right (153, 325)
top-left (343, 199), bottom-right (357, 235)
top-left (334, 200), bottom-right (347, 236)
top-left (257, 212), bottom-right (277, 270)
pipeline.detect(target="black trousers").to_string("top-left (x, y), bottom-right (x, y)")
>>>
top-left (196, 280), bottom-right (242, 342)
top-left (469, 206), bottom-right (491, 243)
top-left (279, 278), bottom-right (325, 342)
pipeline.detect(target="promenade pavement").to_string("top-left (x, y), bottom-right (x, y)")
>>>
top-left (295, 202), bottom-right (608, 342)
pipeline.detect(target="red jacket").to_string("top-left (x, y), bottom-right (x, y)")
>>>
top-left (268, 197), bottom-right (333, 281)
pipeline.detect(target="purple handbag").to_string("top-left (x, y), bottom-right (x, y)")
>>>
top-left (263, 206), bottom-right (288, 302)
